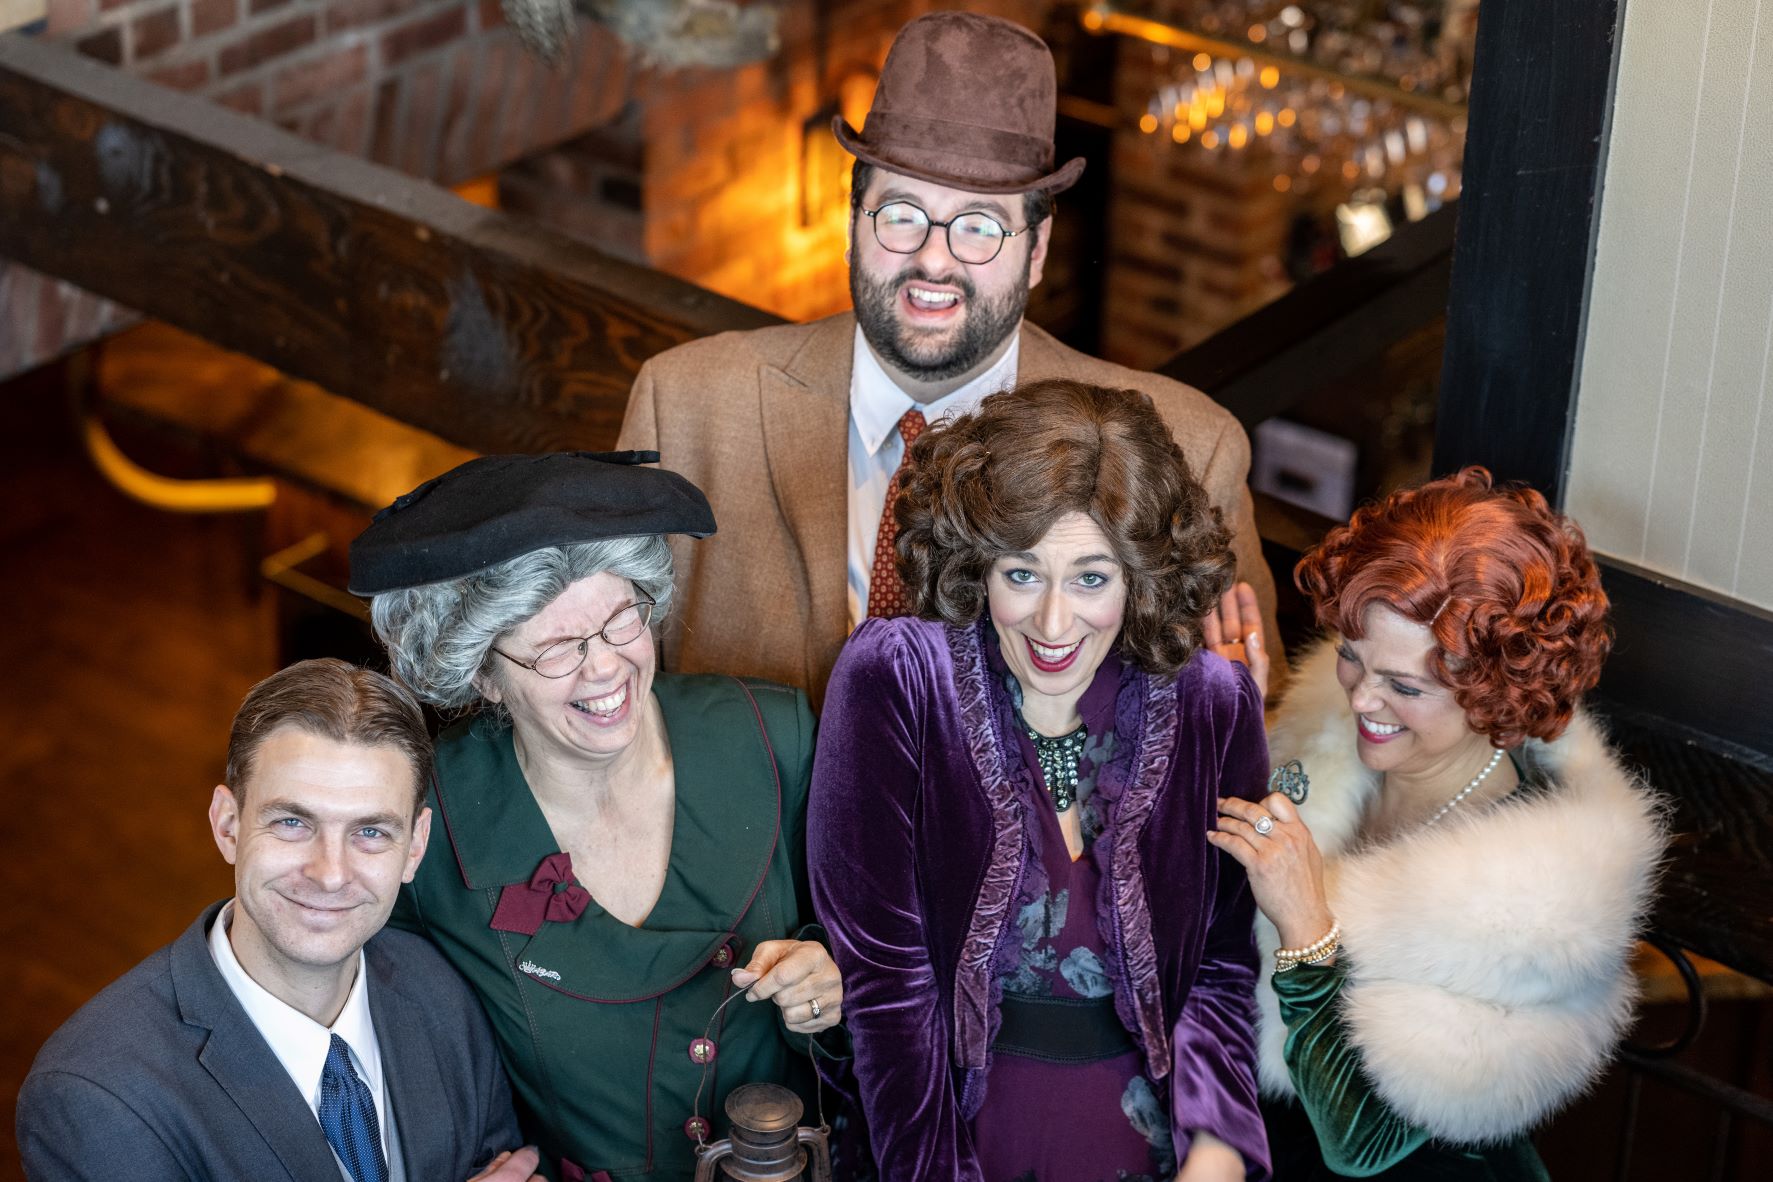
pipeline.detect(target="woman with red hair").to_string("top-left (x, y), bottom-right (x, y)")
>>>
top-left (1210, 467), bottom-right (1664, 1180)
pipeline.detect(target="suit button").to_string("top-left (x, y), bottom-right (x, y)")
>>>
top-left (711, 944), bottom-right (733, 968)
top-left (689, 1037), bottom-right (717, 1065)
top-left (684, 1115), bottom-right (710, 1140)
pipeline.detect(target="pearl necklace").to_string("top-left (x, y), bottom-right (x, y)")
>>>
top-left (1422, 746), bottom-right (1505, 827)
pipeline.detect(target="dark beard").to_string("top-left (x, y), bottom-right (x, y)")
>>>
top-left (851, 256), bottom-right (1031, 384)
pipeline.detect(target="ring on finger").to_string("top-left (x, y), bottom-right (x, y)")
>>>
top-left (809, 998), bottom-right (822, 1019)
top-left (1254, 814), bottom-right (1276, 836)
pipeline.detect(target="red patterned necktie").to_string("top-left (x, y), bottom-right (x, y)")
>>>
top-left (866, 409), bottom-right (928, 619)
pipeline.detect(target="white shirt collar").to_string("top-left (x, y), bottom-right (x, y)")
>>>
top-left (850, 326), bottom-right (1022, 456)
top-left (207, 901), bottom-right (385, 1117)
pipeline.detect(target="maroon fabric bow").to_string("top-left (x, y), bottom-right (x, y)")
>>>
top-left (558, 1159), bottom-right (612, 1182)
top-left (489, 851), bottom-right (592, 936)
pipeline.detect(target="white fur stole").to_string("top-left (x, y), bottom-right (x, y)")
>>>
top-left (1253, 641), bottom-right (1666, 1144)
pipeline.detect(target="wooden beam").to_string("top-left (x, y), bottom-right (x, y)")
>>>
top-left (0, 37), bottom-right (782, 454)
top-left (1433, 0), bottom-right (1623, 502)
top-left (1161, 205), bottom-right (1455, 433)
top-left (1596, 558), bottom-right (1773, 763)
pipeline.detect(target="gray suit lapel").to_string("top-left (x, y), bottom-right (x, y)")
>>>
top-left (174, 905), bottom-right (340, 1182)
top-left (760, 315), bottom-right (852, 679)
top-left (366, 939), bottom-right (454, 1177)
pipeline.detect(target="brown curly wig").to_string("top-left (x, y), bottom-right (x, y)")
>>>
top-left (1294, 466), bottom-right (1611, 747)
top-left (893, 379), bottom-right (1235, 678)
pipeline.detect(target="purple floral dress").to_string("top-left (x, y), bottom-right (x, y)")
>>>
top-left (969, 651), bottom-right (1177, 1182)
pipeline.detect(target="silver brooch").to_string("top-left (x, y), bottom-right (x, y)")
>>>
top-left (1268, 760), bottom-right (1310, 804)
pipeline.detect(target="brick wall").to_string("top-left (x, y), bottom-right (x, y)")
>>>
top-left (1101, 38), bottom-right (1307, 369)
top-left (643, 0), bottom-right (1058, 322)
top-left (5, 0), bottom-right (1336, 381)
top-left (489, 1), bottom-right (1305, 354)
top-left (502, 1), bottom-right (1057, 324)
top-left (3, 0), bottom-right (634, 377)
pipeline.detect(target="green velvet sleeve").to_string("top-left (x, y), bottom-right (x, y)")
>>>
top-left (1274, 961), bottom-right (1432, 1177)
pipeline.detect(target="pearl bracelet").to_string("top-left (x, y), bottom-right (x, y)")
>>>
top-left (1273, 921), bottom-right (1341, 974)
top-left (1274, 936), bottom-right (1340, 973)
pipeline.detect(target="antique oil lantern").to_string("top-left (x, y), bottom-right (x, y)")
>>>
top-left (692, 1082), bottom-right (832, 1182)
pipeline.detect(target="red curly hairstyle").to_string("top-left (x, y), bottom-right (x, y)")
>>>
top-left (1294, 467), bottom-right (1610, 747)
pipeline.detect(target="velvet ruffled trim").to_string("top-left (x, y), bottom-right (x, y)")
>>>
top-left (947, 620), bottom-right (1028, 1118)
top-left (1092, 659), bottom-right (1179, 1083)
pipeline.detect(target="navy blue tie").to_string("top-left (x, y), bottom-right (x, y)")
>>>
top-left (319, 1034), bottom-right (389, 1182)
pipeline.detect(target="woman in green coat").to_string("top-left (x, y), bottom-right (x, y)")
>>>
top-left (350, 451), bottom-right (845, 1182)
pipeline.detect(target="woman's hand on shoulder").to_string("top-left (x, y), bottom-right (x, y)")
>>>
top-left (1204, 583), bottom-right (1268, 698)
top-left (1208, 792), bottom-right (1334, 948)
top-left (732, 939), bottom-right (844, 1033)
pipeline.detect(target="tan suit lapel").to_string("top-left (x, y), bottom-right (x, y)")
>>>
top-left (759, 314), bottom-right (854, 689)
top-left (1015, 320), bottom-right (1084, 384)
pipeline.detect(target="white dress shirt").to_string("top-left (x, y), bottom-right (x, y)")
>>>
top-left (209, 902), bottom-right (406, 1182)
top-left (847, 328), bottom-right (1021, 627)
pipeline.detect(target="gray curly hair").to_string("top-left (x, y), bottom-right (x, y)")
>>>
top-left (369, 536), bottom-right (674, 712)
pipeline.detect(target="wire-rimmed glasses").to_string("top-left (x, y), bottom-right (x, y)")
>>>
top-left (492, 593), bottom-right (656, 679)
top-left (862, 201), bottom-right (1029, 265)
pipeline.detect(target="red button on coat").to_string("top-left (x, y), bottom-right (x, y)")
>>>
top-left (711, 945), bottom-right (733, 968)
top-left (683, 1116), bottom-right (710, 1141)
top-left (688, 1037), bottom-right (717, 1065)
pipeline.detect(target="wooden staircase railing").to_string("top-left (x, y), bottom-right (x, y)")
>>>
top-left (0, 35), bottom-right (781, 454)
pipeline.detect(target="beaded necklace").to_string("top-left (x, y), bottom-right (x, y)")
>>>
top-left (1025, 722), bottom-right (1087, 812)
top-left (1421, 746), bottom-right (1505, 827)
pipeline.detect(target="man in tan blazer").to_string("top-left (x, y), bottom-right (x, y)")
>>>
top-left (618, 11), bottom-right (1279, 705)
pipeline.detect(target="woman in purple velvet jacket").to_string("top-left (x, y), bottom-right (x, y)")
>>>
top-left (808, 380), bottom-right (1271, 1182)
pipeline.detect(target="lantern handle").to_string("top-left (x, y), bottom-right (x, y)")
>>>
top-left (796, 1125), bottom-right (834, 1182)
top-left (692, 1139), bottom-right (734, 1182)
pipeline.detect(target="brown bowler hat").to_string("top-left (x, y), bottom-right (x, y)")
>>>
top-left (834, 11), bottom-right (1085, 197)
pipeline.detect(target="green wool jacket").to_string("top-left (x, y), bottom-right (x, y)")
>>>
top-left (390, 674), bottom-right (822, 1182)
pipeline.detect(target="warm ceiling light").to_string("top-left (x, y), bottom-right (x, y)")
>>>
top-left (1260, 65), bottom-right (1280, 89)
top-left (1140, 112), bottom-right (1159, 133)
top-left (1193, 52), bottom-right (1212, 72)
top-left (1255, 111), bottom-right (1275, 135)
top-left (1274, 174), bottom-right (1292, 192)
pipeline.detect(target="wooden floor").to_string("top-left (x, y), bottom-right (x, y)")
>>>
top-left (0, 362), bottom-right (276, 1174)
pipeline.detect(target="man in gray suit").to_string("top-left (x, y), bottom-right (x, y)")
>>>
top-left (17, 659), bottom-right (540, 1182)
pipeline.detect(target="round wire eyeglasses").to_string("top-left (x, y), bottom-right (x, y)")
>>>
top-left (862, 201), bottom-right (1030, 265)
top-left (492, 593), bottom-right (656, 678)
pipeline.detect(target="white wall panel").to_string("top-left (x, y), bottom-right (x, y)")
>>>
top-left (1567, 0), bottom-right (1773, 611)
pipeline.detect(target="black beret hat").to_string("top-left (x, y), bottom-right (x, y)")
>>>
top-left (348, 451), bottom-right (715, 595)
